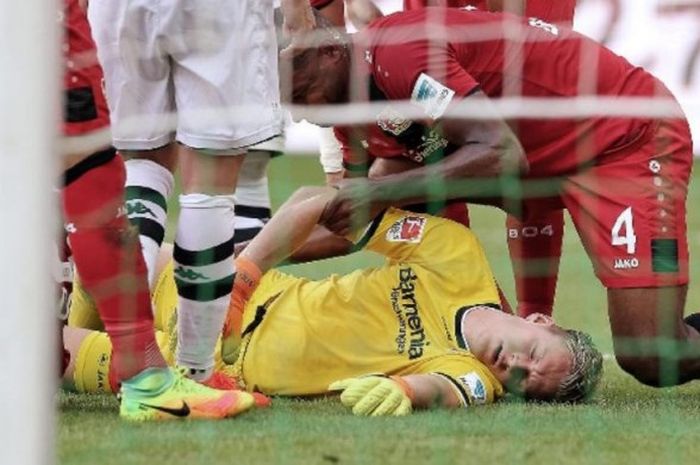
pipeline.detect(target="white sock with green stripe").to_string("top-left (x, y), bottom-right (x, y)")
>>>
top-left (234, 152), bottom-right (271, 244)
top-left (174, 193), bottom-right (236, 381)
top-left (125, 159), bottom-right (174, 288)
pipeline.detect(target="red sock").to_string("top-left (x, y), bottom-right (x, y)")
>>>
top-left (62, 153), bottom-right (165, 389)
top-left (506, 211), bottom-right (564, 318)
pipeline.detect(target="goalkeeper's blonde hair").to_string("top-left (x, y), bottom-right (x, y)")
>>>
top-left (553, 330), bottom-right (604, 403)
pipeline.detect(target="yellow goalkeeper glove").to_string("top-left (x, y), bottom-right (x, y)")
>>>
top-left (328, 375), bottom-right (414, 416)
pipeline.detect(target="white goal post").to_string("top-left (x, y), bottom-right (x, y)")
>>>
top-left (0, 1), bottom-right (59, 464)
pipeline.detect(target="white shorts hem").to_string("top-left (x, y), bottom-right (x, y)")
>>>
top-left (113, 134), bottom-right (175, 152)
top-left (177, 124), bottom-right (282, 152)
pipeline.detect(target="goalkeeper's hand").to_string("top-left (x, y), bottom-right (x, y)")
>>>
top-left (328, 375), bottom-right (414, 416)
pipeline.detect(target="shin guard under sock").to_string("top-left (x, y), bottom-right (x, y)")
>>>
top-left (125, 159), bottom-right (174, 288)
top-left (234, 153), bottom-right (272, 244)
top-left (174, 193), bottom-right (236, 380)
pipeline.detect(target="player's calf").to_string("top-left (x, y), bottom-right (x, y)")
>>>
top-left (62, 150), bottom-right (167, 388)
top-left (124, 156), bottom-right (175, 288)
top-left (234, 150), bottom-right (273, 244)
top-left (174, 193), bottom-right (237, 381)
top-left (608, 286), bottom-right (700, 386)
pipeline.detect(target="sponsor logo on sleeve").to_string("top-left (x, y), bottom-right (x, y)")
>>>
top-left (386, 216), bottom-right (427, 243)
top-left (404, 129), bottom-right (449, 163)
top-left (410, 73), bottom-right (456, 120)
top-left (459, 372), bottom-right (487, 405)
top-left (377, 106), bottom-right (412, 136)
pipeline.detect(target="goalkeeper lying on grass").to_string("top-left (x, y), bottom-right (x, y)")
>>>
top-left (64, 186), bottom-right (602, 415)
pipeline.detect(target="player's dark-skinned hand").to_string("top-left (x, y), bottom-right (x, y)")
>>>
top-left (320, 178), bottom-right (385, 237)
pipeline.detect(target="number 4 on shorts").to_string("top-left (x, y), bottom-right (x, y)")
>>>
top-left (611, 207), bottom-right (637, 255)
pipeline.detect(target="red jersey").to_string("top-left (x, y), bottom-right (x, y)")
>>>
top-left (402, 0), bottom-right (575, 26)
top-left (62, 0), bottom-right (110, 136)
top-left (337, 1), bottom-right (576, 171)
top-left (344, 8), bottom-right (664, 177)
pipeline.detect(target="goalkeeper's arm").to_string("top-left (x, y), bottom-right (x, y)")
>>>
top-left (239, 186), bottom-right (342, 272)
top-left (222, 185), bottom-right (374, 361)
top-left (328, 373), bottom-right (467, 416)
top-left (404, 374), bottom-right (466, 409)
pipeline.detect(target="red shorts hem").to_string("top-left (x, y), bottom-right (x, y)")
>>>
top-left (599, 277), bottom-right (689, 289)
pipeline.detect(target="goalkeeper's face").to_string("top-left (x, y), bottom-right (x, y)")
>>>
top-left (467, 311), bottom-right (573, 401)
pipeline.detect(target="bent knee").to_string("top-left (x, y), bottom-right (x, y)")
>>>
top-left (615, 355), bottom-right (683, 387)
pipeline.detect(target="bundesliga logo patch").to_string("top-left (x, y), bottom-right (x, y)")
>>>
top-left (411, 73), bottom-right (455, 120)
top-left (459, 372), bottom-right (487, 405)
top-left (386, 216), bottom-right (427, 243)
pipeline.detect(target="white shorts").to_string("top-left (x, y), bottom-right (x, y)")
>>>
top-left (88, 0), bottom-right (282, 152)
top-left (250, 134), bottom-right (285, 154)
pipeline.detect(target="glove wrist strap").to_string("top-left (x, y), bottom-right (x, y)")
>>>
top-left (390, 375), bottom-right (415, 403)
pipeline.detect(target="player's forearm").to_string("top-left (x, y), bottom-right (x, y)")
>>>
top-left (346, 0), bottom-right (383, 29)
top-left (240, 187), bottom-right (338, 272)
top-left (402, 374), bottom-right (463, 409)
top-left (365, 147), bottom-right (523, 208)
top-left (365, 121), bottom-right (527, 208)
top-left (280, 0), bottom-right (312, 13)
top-left (279, 0), bottom-right (315, 39)
top-left (287, 226), bottom-right (354, 263)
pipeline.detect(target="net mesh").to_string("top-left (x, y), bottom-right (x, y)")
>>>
top-left (55, 0), bottom-right (700, 463)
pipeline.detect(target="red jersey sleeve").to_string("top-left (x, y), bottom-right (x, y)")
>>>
top-left (370, 39), bottom-right (480, 121)
top-left (526, 0), bottom-right (575, 26)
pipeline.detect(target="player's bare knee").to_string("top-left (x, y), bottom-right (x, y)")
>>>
top-left (615, 355), bottom-right (664, 387)
top-left (240, 151), bottom-right (271, 182)
top-left (121, 144), bottom-right (178, 172)
top-left (180, 146), bottom-right (247, 194)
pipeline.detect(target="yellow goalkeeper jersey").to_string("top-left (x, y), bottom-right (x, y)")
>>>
top-left (69, 208), bottom-right (504, 405)
top-left (235, 208), bottom-right (504, 405)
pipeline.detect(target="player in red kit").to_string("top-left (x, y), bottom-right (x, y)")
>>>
top-left (59, 0), bottom-right (255, 420)
top-left (306, 0), bottom-right (385, 185)
top-left (282, 7), bottom-right (697, 387)
top-left (402, 0), bottom-right (575, 26)
top-left (334, 0), bottom-right (577, 318)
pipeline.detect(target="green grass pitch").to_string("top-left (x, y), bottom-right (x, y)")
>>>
top-left (59, 157), bottom-right (700, 465)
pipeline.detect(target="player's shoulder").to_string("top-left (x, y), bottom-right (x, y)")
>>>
top-left (359, 207), bottom-right (475, 247)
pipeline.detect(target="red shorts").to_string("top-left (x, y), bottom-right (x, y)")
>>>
top-left (62, 0), bottom-right (110, 136)
top-left (561, 118), bottom-right (693, 289)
